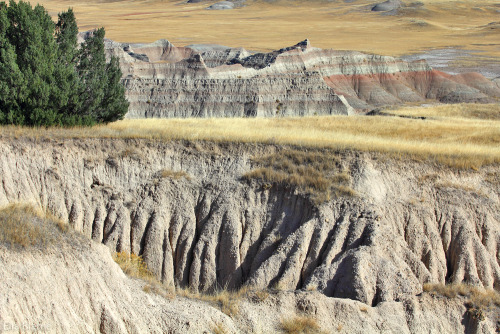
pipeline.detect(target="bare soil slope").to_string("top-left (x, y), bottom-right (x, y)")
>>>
top-left (1, 137), bottom-right (499, 332)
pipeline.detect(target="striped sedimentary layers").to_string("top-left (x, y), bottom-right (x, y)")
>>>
top-left (102, 37), bottom-right (500, 118)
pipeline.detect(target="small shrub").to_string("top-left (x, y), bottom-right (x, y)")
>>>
top-left (250, 289), bottom-right (270, 303)
top-left (280, 315), bottom-right (321, 334)
top-left (113, 251), bottom-right (155, 280)
top-left (467, 306), bottom-right (485, 322)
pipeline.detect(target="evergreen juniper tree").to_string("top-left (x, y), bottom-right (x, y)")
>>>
top-left (0, 0), bottom-right (128, 126)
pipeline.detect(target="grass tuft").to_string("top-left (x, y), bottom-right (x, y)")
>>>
top-left (280, 315), bottom-right (321, 334)
top-left (158, 169), bottom-right (191, 180)
top-left (423, 283), bottom-right (500, 321)
top-left (113, 251), bottom-right (175, 299)
top-left (210, 322), bottom-right (229, 334)
top-left (176, 286), bottom-right (252, 317)
top-left (0, 203), bottom-right (69, 249)
top-left (113, 252), bottom-right (155, 280)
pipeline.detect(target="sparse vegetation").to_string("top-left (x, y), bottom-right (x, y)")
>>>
top-left (485, 171), bottom-right (500, 187)
top-left (359, 305), bottom-right (369, 313)
top-left (243, 149), bottom-right (355, 203)
top-left (423, 283), bottom-right (500, 322)
top-left (176, 286), bottom-right (249, 317)
top-left (434, 181), bottom-right (481, 193)
top-left (111, 255), bottom-right (269, 318)
top-left (159, 169), bottom-right (191, 180)
top-left (119, 148), bottom-right (142, 161)
top-left (280, 315), bottom-right (321, 334)
top-left (0, 203), bottom-right (68, 249)
top-left (113, 251), bottom-right (175, 299)
top-left (210, 322), bottom-right (229, 334)
top-left (113, 252), bottom-right (155, 280)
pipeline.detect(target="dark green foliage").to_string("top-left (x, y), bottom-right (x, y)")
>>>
top-left (0, 1), bottom-right (128, 126)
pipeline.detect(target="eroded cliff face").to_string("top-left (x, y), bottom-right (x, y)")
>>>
top-left (3, 238), bottom-right (491, 333)
top-left (101, 37), bottom-right (500, 118)
top-left (0, 137), bottom-right (498, 309)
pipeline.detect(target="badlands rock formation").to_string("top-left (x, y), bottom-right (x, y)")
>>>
top-left (1, 138), bottom-right (499, 298)
top-left (101, 37), bottom-right (500, 118)
top-left (0, 137), bottom-right (499, 332)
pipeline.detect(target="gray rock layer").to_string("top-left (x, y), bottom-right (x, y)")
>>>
top-left (98, 36), bottom-right (500, 118)
top-left (0, 138), bottom-right (498, 308)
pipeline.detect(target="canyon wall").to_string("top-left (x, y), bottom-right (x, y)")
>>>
top-left (1, 138), bottom-right (498, 306)
top-left (101, 37), bottom-right (500, 118)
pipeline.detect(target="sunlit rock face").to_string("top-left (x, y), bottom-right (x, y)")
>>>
top-left (97, 35), bottom-right (500, 118)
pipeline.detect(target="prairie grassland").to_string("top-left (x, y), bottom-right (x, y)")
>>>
top-left (37, 0), bottom-right (500, 57)
top-left (386, 103), bottom-right (500, 120)
top-left (2, 103), bottom-right (498, 169)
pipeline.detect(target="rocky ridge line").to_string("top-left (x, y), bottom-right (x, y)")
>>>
top-left (99, 36), bottom-right (500, 118)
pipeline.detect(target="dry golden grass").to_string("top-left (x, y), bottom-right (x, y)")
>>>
top-left (159, 169), bottom-right (191, 180)
top-left (176, 285), bottom-right (253, 317)
top-left (2, 103), bottom-right (498, 169)
top-left (210, 322), bottom-right (229, 334)
top-left (113, 251), bottom-right (155, 280)
top-left (113, 251), bottom-right (176, 298)
top-left (280, 315), bottom-right (321, 334)
top-left (0, 203), bottom-right (69, 249)
top-left (36, 0), bottom-right (500, 58)
top-left (111, 251), bottom-right (271, 316)
top-left (386, 103), bottom-right (500, 121)
top-left (423, 283), bottom-right (500, 321)
top-left (434, 180), bottom-right (480, 193)
top-left (243, 149), bottom-right (355, 203)
top-left (423, 283), bottom-right (500, 307)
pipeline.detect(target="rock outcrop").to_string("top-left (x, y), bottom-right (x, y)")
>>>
top-left (1, 138), bottom-right (498, 307)
top-left (3, 239), bottom-right (493, 333)
top-left (100, 37), bottom-right (500, 118)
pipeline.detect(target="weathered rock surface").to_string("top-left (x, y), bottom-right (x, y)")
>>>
top-left (372, 0), bottom-right (402, 12)
top-left (3, 239), bottom-right (496, 333)
top-left (207, 1), bottom-right (235, 10)
top-left (99, 37), bottom-right (500, 118)
top-left (0, 138), bottom-right (498, 307)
